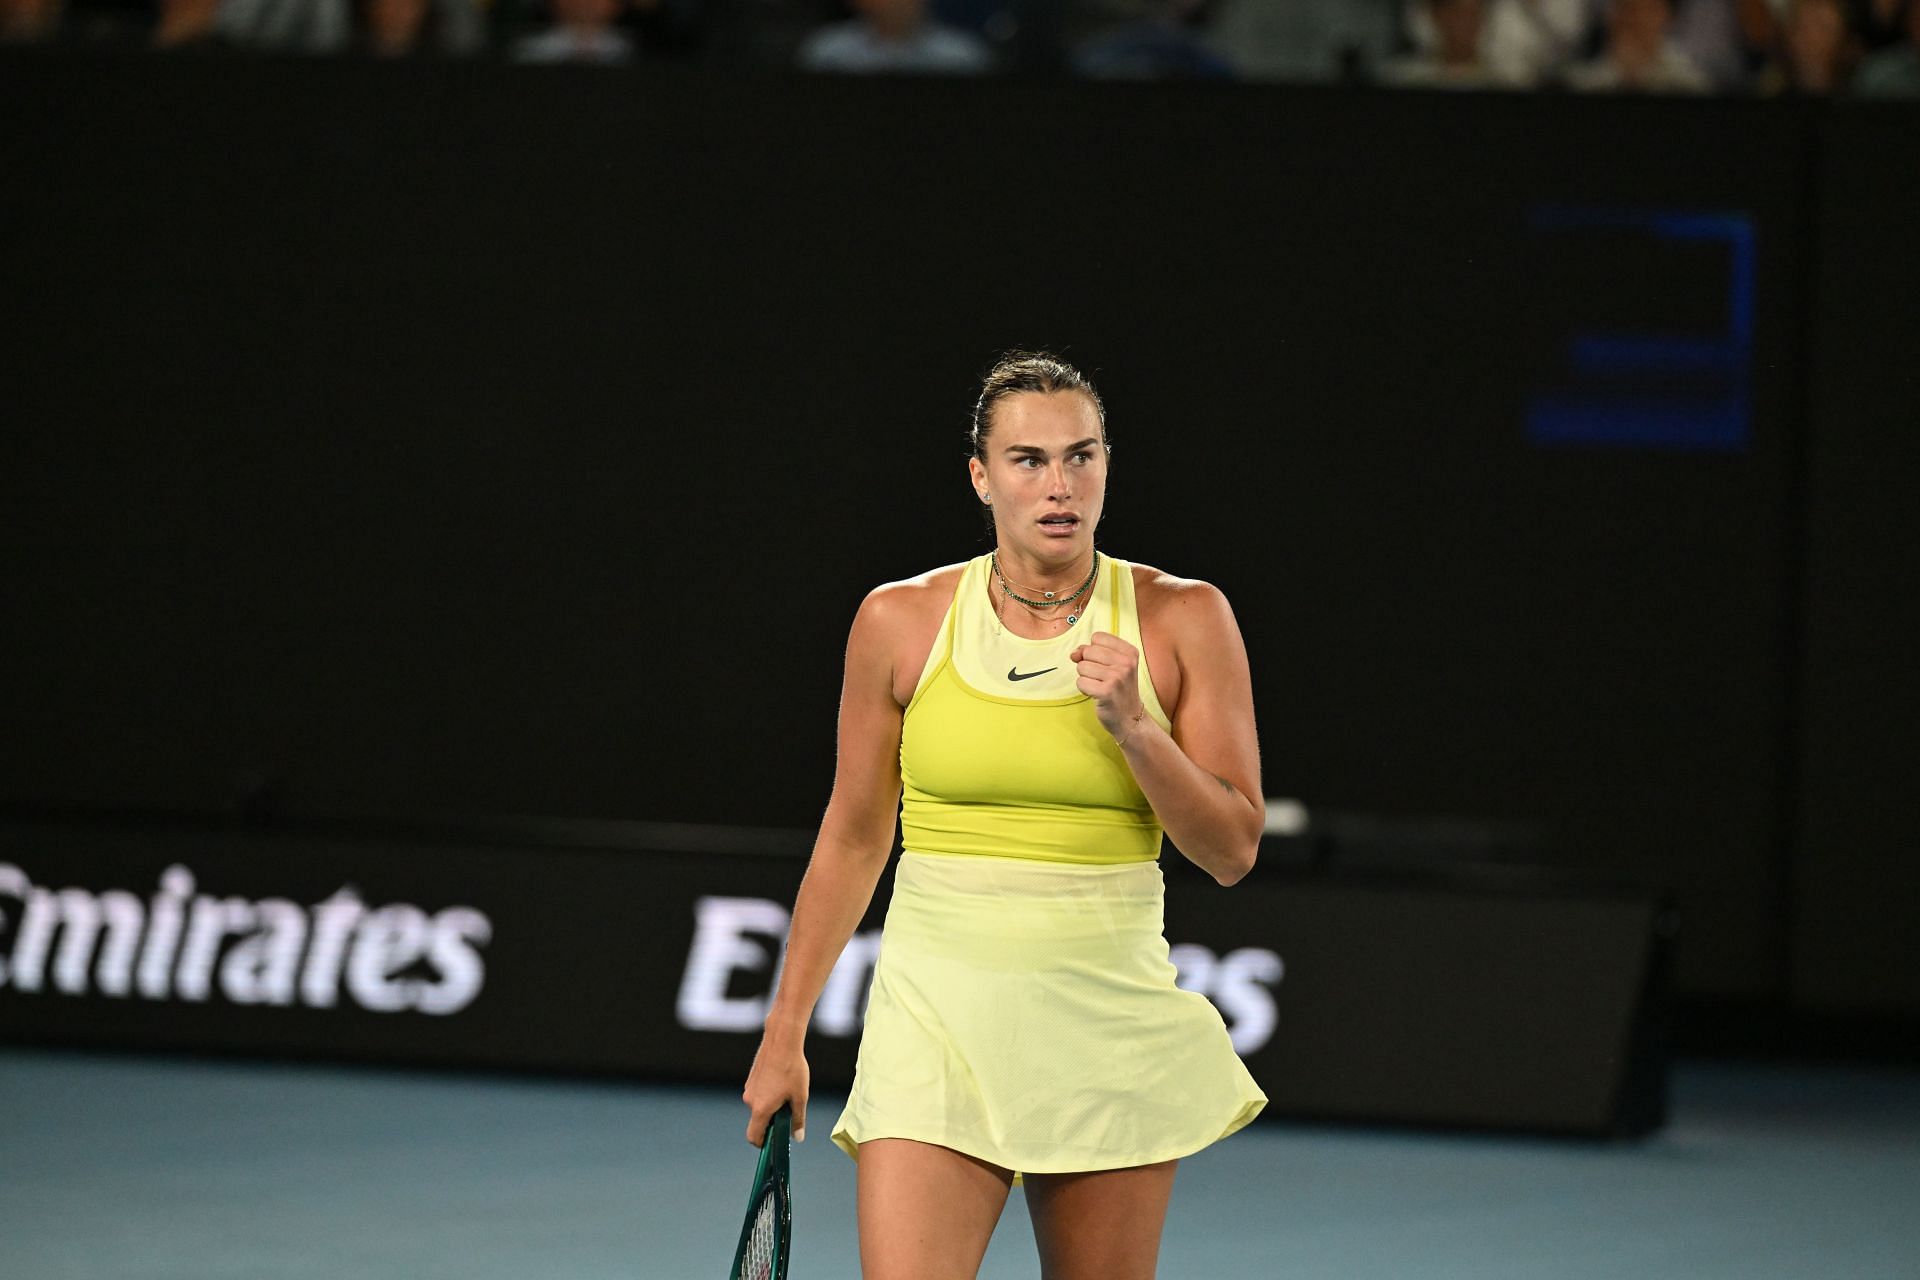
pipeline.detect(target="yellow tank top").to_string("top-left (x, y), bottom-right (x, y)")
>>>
top-left (898, 552), bottom-right (1173, 864)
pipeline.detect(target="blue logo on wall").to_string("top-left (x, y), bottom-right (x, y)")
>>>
top-left (1527, 207), bottom-right (1755, 453)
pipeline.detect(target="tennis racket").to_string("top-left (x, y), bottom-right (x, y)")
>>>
top-left (728, 1103), bottom-right (792, 1280)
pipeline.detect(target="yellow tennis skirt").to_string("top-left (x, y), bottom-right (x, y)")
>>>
top-left (830, 851), bottom-right (1267, 1178)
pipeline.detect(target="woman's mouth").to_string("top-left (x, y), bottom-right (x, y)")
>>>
top-left (1037, 514), bottom-right (1080, 537)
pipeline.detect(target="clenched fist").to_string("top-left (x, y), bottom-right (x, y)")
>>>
top-left (1070, 631), bottom-right (1148, 743)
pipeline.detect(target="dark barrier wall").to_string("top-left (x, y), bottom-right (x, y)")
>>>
top-left (0, 56), bottom-right (1912, 1015)
top-left (0, 817), bottom-right (1670, 1136)
top-left (1792, 107), bottom-right (1920, 1018)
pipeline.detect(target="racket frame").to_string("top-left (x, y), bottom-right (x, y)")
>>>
top-left (728, 1103), bottom-right (792, 1280)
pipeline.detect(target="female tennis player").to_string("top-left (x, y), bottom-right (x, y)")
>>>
top-left (742, 351), bottom-right (1266, 1279)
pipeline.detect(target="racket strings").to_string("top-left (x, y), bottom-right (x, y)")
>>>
top-left (738, 1192), bottom-right (778, 1280)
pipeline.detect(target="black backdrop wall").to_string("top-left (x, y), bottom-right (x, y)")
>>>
top-left (2, 56), bottom-right (1914, 1018)
top-left (1793, 107), bottom-right (1920, 1021)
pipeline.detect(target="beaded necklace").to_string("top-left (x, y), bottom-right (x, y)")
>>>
top-left (990, 551), bottom-right (1098, 627)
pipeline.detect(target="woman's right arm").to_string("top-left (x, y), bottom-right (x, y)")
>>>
top-left (741, 585), bottom-right (907, 1147)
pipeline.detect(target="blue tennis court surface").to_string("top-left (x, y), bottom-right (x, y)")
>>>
top-left (3, 1048), bottom-right (1916, 1279)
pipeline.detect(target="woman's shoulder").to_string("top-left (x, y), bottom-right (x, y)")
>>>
top-left (1126, 561), bottom-right (1238, 636)
top-left (1126, 559), bottom-right (1227, 603)
top-left (871, 560), bottom-right (969, 603)
top-left (854, 561), bottom-right (969, 632)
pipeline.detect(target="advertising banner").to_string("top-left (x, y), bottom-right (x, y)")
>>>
top-left (0, 817), bottom-right (1667, 1135)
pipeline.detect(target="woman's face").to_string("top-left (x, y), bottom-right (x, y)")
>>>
top-left (968, 391), bottom-right (1108, 563)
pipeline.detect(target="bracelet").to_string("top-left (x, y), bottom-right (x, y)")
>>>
top-left (1115, 712), bottom-right (1148, 749)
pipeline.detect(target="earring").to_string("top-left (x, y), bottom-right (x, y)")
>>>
top-left (982, 493), bottom-right (992, 504)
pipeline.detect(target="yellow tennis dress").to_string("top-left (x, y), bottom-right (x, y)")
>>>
top-left (830, 552), bottom-right (1267, 1177)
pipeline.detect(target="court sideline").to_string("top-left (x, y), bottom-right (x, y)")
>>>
top-left (2, 1047), bottom-right (1916, 1278)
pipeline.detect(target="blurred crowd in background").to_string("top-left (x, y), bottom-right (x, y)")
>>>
top-left (2, 0), bottom-right (1916, 95)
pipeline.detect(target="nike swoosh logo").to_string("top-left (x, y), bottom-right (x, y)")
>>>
top-left (1007, 666), bottom-right (1057, 682)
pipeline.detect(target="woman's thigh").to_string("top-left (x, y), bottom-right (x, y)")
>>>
top-left (1023, 1160), bottom-right (1179, 1280)
top-left (856, 1138), bottom-right (1015, 1280)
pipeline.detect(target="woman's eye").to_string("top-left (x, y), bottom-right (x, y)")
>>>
top-left (1071, 452), bottom-right (1091, 464)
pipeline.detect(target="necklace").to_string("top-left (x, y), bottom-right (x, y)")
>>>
top-left (995, 585), bottom-right (1083, 633)
top-left (991, 552), bottom-right (1098, 626)
top-left (992, 552), bottom-right (1097, 609)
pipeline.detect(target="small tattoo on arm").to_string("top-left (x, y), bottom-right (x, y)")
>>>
top-left (1212, 774), bottom-right (1238, 795)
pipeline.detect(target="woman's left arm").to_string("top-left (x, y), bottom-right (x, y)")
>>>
top-left (1071, 580), bottom-right (1263, 885)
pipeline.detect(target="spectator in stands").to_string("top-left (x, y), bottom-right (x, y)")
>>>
top-left (1666, 0), bottom-right (1772, 87)
top-left (1377, 0), bottom-right (1531, 85)
top-left (1563, 0), bottom-right (1712, 89)
top-left (1852, 0), bottom-right (1908, 49)
top-left (1757, 0), bottom-right (1856, 89)
top-left (513, 0), bottom-right (637, 62)
top-left (1, 0), bottom-right (60, 41)
top-left (363, 0), bottom-right (486, 53)
top-left (1855, 0), bottom-right (1920, 89)
top-left (153, 0), bottom-right (224, 44)
top-left (1402, 0), bottom-right (1598, 86)
top-left (797, 0), bottom-right (993, 73)
top-left (1069, 0), bottom-right (1236, 80)
top-left (217, 0), bottom-right (352, 51)
top-left (1204, 0), bottom-right (1397, 82)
